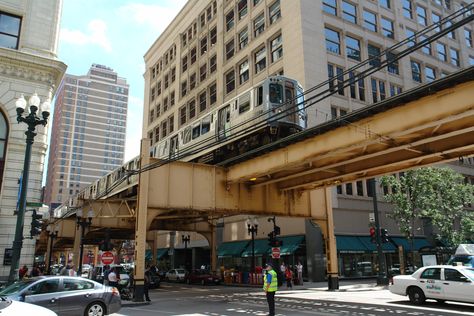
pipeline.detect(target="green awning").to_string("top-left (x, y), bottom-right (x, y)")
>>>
top-left (218, 240), bottom-right (249, 258)
top-left (157, 248), bottom-right (168, 259)
top-left (359, 236), bottom-right (397, 253)
top-left (336, 235), bottom-right (368, 253)
top-left (272, 235), bottom-right (305, 255)
top-left (241, 239), bottom-right (270, 257)
top-left (391, 237), bottom-right (432, 251)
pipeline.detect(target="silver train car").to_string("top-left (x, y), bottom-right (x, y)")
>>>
top-left (151, 76), bottom-right (306, 164)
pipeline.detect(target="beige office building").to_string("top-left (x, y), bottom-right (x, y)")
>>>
top-left (44, 64), bottom-right (129, 208)
top-left (0, 0), bottom-right (66, 279)
top-left (143, 0), bottom-right (474, 280)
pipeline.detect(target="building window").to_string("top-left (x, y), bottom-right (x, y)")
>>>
top-left (406, 28), bottom-right (415, 47)
top-left (168, 115), bottom-right (174, 133)
top-left (190, 47), bottom-right (197, 64)
top-left (226, 10), bottom-right (235, 31)
top-left (271, 34), bottom-right (283, 62)
top-left (209, 83), bottom-right (217, 105)
top-left (190, 73), bottom-right (197, 90)
top-left (239, 27), bottom-right (249, 50)
top-left (363, 10), bottom-right (377, 32)
top-left (170, 91), bottom-right (175, 107)
top-left (345, 35), bottom-right (360, 61)
top-left (239, 59), bottom-right (249, 84)
top-left (199, 91), bottom-right (207, 112)
top-left (269, 0), bottom-right (281, 24)
top-left (379, 0), bottom-right (390, 9)
top-left (149, 109), bottom-right (154, 123)
top-left (416, 6), bottom-right (427, 26)
top-left (180, 106), bottom-right (187, 126)
top-left (450, 48), bottom-right (460, 66)
top-left (182, 56), bottom-right (188, 72)
top-left (209, 55), bottom-right (217, 73)
top-left (432, 13), bottom-right (441, 32)
top-left (323, 0), bottom-right (337, 15)
top-left (368, 44), bottom-right (381, 67)
top-left (425, 66), bottom-right (436, 82)
top-left (254, 0), bottom-right (262, 6)
top-left (0, 12), bottom-right (21, 49)
top-left (437, 43), bottom-right (447, 61)
top-left (386, 51), bottom-right (399, 75)
top-left (371, 78), bottom-right (386, 102)
top-left (446, 21), bottom-right (456, 39)
top-left (254, 13), bottom-right (265, 37)
top-left (181, 80), bottom-right (187, 97)
top-left (342, 1), bottom-right (357, 24)
top-left (164, 74), bottom-right (169, 89)
top-left (328, 64), bottom-right (345, 96)
top-left (200, 36), bottom-right (208, 55)
top-left (465, 28), bottom-right (472, 47)
top-left (157, 81), bottom-right (162, 96)
top-left (200, 12), bottom-right (206, 28)
top-left (255, 46), bottom-right (267, 73)
top-left (226, 70), bottom-right (235, 93)
top-left (161, 121), bottom-right (168, 137)
top-left (420, 35), bottom-right (431, 55)
top-left (200, 63), bottom-right (207, 82)
top-left (389, 84), bottom-right (402, 97)
top-left (188, 99), bottom-right (196, 119)
top-left (163, 97), bottom-right (169, 112)
top-left (381, 17), bottom-right (394, 39)
top-left (238, 0), bottom-right (248, 20)
top-left (345, 183), bottom-right (353, 195)
top-left (403, 0), bottom-right (412, 19)
top-left (411, 60), bottom-right (422, 82)
top-left (325, 27), bottom-right (340, 54)
top-left (226, 39), bottom-right (235, 60)
top-left (210, 27), bottom-right (217, 46)
top-left (469, 56), bottom-right (474, 65)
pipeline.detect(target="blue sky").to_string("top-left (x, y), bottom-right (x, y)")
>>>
top-left (57, 0), bottom-right (187, 161)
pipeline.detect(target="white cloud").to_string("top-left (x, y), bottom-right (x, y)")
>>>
top-left (117, 1), bottom-right (187, 33)
top-left (124, 95), bottom-right (144, 161)
top-left (60, 19), bottom-right (112, 52)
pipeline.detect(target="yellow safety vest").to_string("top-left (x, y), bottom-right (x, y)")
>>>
top-left (263, 270), bottom-right (278, 292)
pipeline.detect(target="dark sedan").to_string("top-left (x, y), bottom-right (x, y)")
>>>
top-left (0, 276), bottom-right (121, 316)
top-left (185, 269), bottom-right (221, 285)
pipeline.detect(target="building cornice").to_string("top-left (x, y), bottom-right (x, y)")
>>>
top-left (0, 48), bottom-right (67, 92)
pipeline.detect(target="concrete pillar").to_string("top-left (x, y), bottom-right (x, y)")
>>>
top-left (45, 235), bottom-right (52, 273)
top-left (152, 231), bottom-right (158, 266)
top-left (210, 223), bottom-right (217, 272)
top-left (133, 139), bottom-right (150, 302)
top-left (323, 187), bottom-right (339, 290)
top-left (72, 225), bottom-right (81, 270)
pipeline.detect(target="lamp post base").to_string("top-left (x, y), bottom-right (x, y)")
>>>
top-left (327, 275), bottom-right (339, 291)
top-left (133, 283), bottom-right (144, 302)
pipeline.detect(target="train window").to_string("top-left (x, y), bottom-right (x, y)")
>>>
top-left (269, 83), bottom-right (283, 104)
top-left (255, 85), bottom-right (263, 106)
top-left (192, 123), bottom-right (201, 139)
top-left (182, 127), bottom-right (192, 144)
top-left (239, 92), bottom-right (251, 114)
top-left (201, 115), bottom-right (211, 134)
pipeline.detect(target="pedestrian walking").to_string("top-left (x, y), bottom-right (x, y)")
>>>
top-left (108, 267), bottom-right (119, 288)
top-left (263, 263), bottom-right (278, 316)
top-left (285, 266), bottom-right (293, 289)
top-left (19, 265), bottom-right (28, 279)
top-left (144, 265), bottom-right (151, 302)
top-left (296, 261), bottom-right (303, 285)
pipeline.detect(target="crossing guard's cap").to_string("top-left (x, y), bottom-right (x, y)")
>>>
top-left (265, 263), bottom-right (273, 268)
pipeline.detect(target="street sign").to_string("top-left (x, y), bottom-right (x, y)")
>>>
top-left (26, 202), bottom-right (43, 207)
top-left (3, 248), bottom-right (12, 266)
top-left (369, 213), bottom-right (375, 223)
top-left (271, 247), bottom-right (281, 259)
top-left (101, 251), bottom-right (114, 265)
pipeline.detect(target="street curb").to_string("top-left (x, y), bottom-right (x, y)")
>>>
top-left (122, 301), bottom-right (152, 307)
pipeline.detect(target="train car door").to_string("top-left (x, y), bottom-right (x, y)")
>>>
top-left (217, 105), bottom-right (231, 140)
top-left (170, 135), bottom-right (178, 158)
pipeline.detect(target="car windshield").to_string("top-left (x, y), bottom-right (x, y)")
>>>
top-left (461, 268), bottom-right (474, 281)
top-left (0, 279), bottom-right (35, 295)
top-left (449, 256), bottom-right (473, 265)
top-left (176, 269), bottom-right (185, 274)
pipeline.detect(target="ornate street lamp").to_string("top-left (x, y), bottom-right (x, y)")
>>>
top-left (182, 234), bottom-right (190, 270)
top-left (76, 209), bottom-right (93, 276)
top-left (8, 92), bottom-right (51, 284)
top-left (46, 224), bottom-right (59, 274)
top-left (246, 218), bottom-right (259, 273)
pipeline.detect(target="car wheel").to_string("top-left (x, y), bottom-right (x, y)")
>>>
top-left (408, 287), bottom-right (426, 305)
top-left (84, 301), bottom-right (106, 316)
top-left (201, 279), bottom-right (205, 286)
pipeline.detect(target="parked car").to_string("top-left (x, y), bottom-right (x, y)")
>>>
top-left (0, 276), bottom-right (121, 316)
top-left (165, 269), bottom-right (186, 282)
top-left (0, 296), bottom-right (58, 316)
top-left (184, 269), bottom-right (221, 285)
top-left (389, 265), bottom-right (474, 305)
top-left (447, 244), bottom-right (474, 267)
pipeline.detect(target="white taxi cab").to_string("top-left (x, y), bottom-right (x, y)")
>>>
top-left (389, 265), bottom-right (474, 305)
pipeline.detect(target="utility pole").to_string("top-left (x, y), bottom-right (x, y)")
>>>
top-left (370, 178), bottom-right (389, 285)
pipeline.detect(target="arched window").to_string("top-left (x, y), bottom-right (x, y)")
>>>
top-left (0, 110), bottom-right (8, 192)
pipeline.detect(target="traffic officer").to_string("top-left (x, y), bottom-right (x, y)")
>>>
top-left (263, 263), bottom-right (278, 316)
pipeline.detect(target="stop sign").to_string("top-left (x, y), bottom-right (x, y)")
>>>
top-left (272, 247), bottom-right (281, 259)
top-left (101, 251), bottom-right (114, 265)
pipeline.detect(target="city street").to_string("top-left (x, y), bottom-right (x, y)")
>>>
top-left (110, 282), bottom-right (474, 316)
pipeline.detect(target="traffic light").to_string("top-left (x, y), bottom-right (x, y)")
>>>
top-left (274, 225), bottom-right (281, 236)
top-left (380, 228), bottom-right (389, 243)
top-left (272, 239), bottom-right (283, 247)
top-left (267, 231), bottom-right (276, 246)
top-left (369, 226), bottom-right (376, 244)
top-left (30, 209), bottom-right (43, 238)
